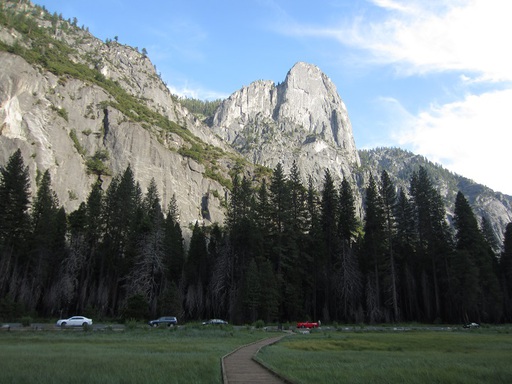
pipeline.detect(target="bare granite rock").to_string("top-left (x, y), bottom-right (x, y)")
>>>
top-left (211, 62), bottom-right (360, 191)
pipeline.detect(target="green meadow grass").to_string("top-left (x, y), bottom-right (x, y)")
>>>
top-left (257, 328), bottom-right (512, 384)
top-left (0, 326), bottom-right (265, 384)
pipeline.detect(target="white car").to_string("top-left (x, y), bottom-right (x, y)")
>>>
top-left (56, 316), bottom-right (93, 327)
top-left (202, 319), bottom-right (228, 325)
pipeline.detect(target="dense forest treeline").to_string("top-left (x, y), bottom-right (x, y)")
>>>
top-left (1, 149), bottom-right (512, 324)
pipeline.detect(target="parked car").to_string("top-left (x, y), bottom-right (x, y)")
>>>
top-left (297, 321), bottom-right (319, 329)
top-left (148, 316), bottom-right (178, 327)
top-left (202, 319), bottom-right (228, 325)
top-left (56, 316), bottom-right (93, 327)
top-left (463, 322), bottom-right (480, 329)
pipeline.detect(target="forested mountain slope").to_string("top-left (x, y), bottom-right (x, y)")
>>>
top-left (358, 147), bottom-right (512, 242)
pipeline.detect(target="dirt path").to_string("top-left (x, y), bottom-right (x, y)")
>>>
top-left (222, 334), bottom-right (291, 384)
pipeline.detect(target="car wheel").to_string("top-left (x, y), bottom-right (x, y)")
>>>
top-left (82, 322), bottom-right (87, 327)
top-left (153, 323), bottom-right (158, 327)
top-left (61, 322), bottom-right (66, 327)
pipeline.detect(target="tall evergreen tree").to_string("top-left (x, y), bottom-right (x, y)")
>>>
top-left (101, 165), bottom-right (142, 315)
top-left (183, 222), bottom-right (209, 319)
top-left (269, 163), bottom-right (290, 275)
top-left (481, 216), bottom-right (500, 255)
top-left (501, 223), bottom-right (512, 321)
top-left (65, 180), bottom-right (104, 315)
top-left (254, 178), bottom-right (272, 264)
top-left (163, 194), bottom-right (184, 286)
top-left (410, 166), bottom-right (452, 321)
top-left (128, 179), bottom-right (166, 317)
top-left (305, 176), bottom-right (321, 320)
top-left (319, 169), bottom-right (338, 321)
top-left (362, 174), bottom-right (386, 323)
top-left (380, 170), bottom-right (400, 322)
top-left (281, 161), bottom-right (307, 321)
top-left (452, 191), bottom-right (483, 321)
top-left (0, 149), bottom-right (32, 301)
top-left (394, 188), bottom-right (419, 320)
top-left (453, 191), bottom-right (501, 322)
top-left (337, 178), bottom-right (362, 322)
top-left (29, 170), bottom-right (63, 313)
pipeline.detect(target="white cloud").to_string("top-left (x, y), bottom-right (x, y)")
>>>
top-left (343, 0), bottom-right (512, 82)
top-left (395, 89), bottom-right (512, 194)
top-left (283, 0), bottom-right (512, 82)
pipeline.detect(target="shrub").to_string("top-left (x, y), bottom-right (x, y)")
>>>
top-left (123, 294), bottom-right (149, 321)
top-left (21, 316), bottom-right (32, 327)
top-left (125, 319), bottom-right (140, 330)
top-left (69, 129), bottom-right (86, 156)
top-left (82, 322), bottom-right (92, 332)
top-left (85, 149), bottom-right (111, 176)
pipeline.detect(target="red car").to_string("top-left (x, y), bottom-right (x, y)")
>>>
top-left (297, 321), bottom-right (319, 329)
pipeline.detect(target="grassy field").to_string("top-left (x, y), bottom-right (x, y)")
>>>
top-left (257, 327), bottom-right (512, 384)
top-left (2, 325), bottom-right (512, 384)
top-left (0, 325), bottom-right (265, 384)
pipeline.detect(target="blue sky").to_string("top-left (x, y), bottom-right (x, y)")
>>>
top-left (34, 0), bottom-right (512, 195)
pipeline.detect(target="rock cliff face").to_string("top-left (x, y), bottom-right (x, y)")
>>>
top-left (0, 51), bottom-right (226, 227)
top-left (211, 62), bottom-right (360, 189)
top-left (0, 2), bottom-right (233, 229)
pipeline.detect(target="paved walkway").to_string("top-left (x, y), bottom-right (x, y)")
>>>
top-left (222, 334), bottom-right (291, 384)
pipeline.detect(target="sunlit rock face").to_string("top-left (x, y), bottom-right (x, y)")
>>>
top-left (211, 62), bottom-right (360, 190)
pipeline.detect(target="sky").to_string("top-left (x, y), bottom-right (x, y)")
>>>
top-left (33, 0), bottom-right (512, 195)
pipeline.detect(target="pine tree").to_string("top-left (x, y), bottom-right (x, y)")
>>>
top-left (305, 176), bottom-right (321, 320)
top-left (29, 170), bottom-right (62, 312)
top-left (183, 222), bottom-right (209, 319)
top-left (453, 191), bottom-right (501, 322)
top-left (319, 169), bottom-right (338, 321)
top-left (362, 174), bottom-right (386, 322)
top-left (481, 216), bottom-right (500, 255)
top-left (0, 149), bottom-right (32, 300)
top-left (282, 161), bottom-right (307, 321)
top-left (254, 178), bottom-right (272, 263)
top-left (410, 167), bottom-right (452, 322)
top-left (101, 165), bottom-right (142, 314)
top-left (164, 194), bottom-right (184, 285)
top-left (338, 178), bottom-right (358, 243)
top-left (269, 163), bottom-right (290, 275)
top-left (501, 223), bottom-right (512, 320)
top-left (337, 178), bottom-right (362, 322)
top-left (394, 188), bottom-right (419, 320)
top-left (452, 191), bottom-right (483, 321)
top-left (380, 170), bottom-right (400, 322)
top-left (65, 180), bottom-right (104, 315)
top-left (128, 179), bottom-right (165, 317)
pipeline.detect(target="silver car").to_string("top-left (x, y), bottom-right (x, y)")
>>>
top-left (56, 316), bottom-right (93, 327)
